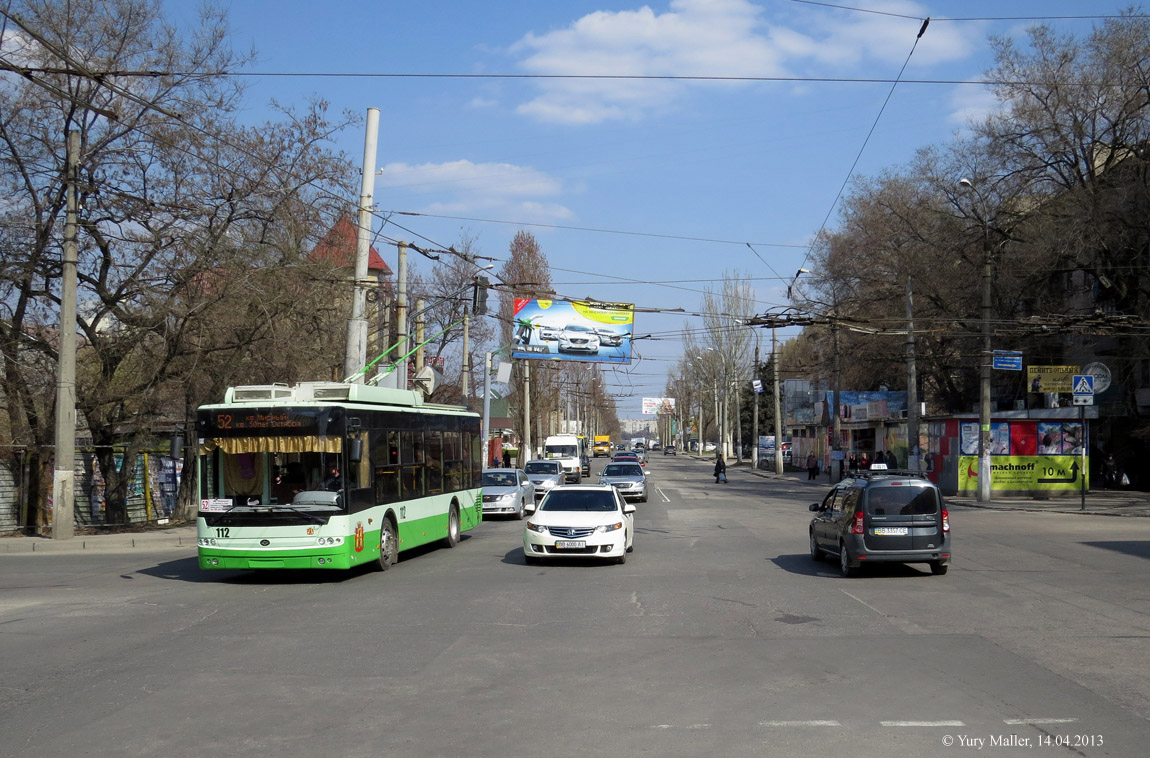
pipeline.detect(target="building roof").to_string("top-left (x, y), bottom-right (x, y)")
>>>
top-left (309, 215), bottom-right (391, 276)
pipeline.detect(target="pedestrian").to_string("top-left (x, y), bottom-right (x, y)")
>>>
top-left (1101, 452), bottom-right (1118, 489)
top-left (502, 448), bottom-right (512, 468)
top-left (806, 452), bottom-right (819, 481)
top-left (885, 450), bottom-right (895, 468)
top-left (848, 452), bottom-right (859, 474)
top-left (860, 453), bottom-right (870, 470)
top-left (714, 453), bottom-right (727, 484)
top-left (873, 450), bottom-right (885, 467)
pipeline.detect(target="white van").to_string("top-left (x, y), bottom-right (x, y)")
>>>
top-left (544, 434), bottom-right (584, 483)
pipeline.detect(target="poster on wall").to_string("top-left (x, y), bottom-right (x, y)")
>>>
top-left (959, 422), bottom-right (1011, 455)
top-left (511, 298), bottom-right (634, 364)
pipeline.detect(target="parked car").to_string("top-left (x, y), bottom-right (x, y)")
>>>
top-left (663, 444), bottom-right (677, 455)
top-left (598, 461), bottom-right (647, 502)
top-left (523, 485), bottom-right (635, 564)
top-left (808, 465), bottom-right (951, 577)
top-left (523, 459), bottom-right (564, 502)
top-left (482, 468), bottom-right (535, 519)
top-left (557, 324), bottom-right (600, 354)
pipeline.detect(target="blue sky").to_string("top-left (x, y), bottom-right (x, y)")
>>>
top-left (179, 0), bottom-right (1142, 417)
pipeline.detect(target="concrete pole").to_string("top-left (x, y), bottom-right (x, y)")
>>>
top-left (773, 327), bottom-right (784, 475)
top-left (752, 339), bottom-right (759, 470)
top-left (482, 351), bottom-right (492, 469)
top-left (396, 242), bottom-right (408, 390)
top-left (523, 361), bottom-right (532, 459)
top-left (414, 298), bottom-right (425, 373)
top-left (832, 320), bottom-right (842, 482)
top-left (906, 275), bottom-right (920, 471)
top-left (461, 314), bottom-right (470, 400)
top-left (979, 241), bottom-right (993, 502)
top-left (344, 107), bottom-right (378, 383)
top-left (52, 130), bottom-right (79, 540)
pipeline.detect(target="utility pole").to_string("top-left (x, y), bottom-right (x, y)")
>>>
top-left (831, 319), bottom-right (842, 482)
top-left (344, 107), bottom-right (378, 383)
top-left (773, 327), bottom-right (784, 475)
top-left (906, 275), bottom-right (920, 470)
top-left (461, 313), bottom-right (470, 400)
top-left (482, 351), bottom-right (492, 469)
top-left (396, 242), bottom-right (408, 390)
top-left (523, 361), bottom-right (532, 459)
top-left (52, 130), bottom-right (79, 540)
top-left (414, 298), bottom-right (425, 373)
top-left (751, 339), bottom-right (759, 470)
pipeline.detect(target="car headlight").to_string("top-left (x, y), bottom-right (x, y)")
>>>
top-left (595, 521), bottom-right (624, 533)
top-left (499, 493), bottom-right (517, 502)
top-left (526, 522), bottom-right (548, 533)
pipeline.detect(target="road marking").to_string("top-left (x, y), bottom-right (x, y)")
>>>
top-left (651, 724), bottom-right (712, 729)
top-left (880, 721), bottom-right (966, 727)
top-left (655, 487), bottom-right (670, 502)
top-left (1003, 718), bottom-right (1079, 725)
top-left (759, 720), bottom-right (841, 727)
top-left (840, 589), bottom-right (885, 616)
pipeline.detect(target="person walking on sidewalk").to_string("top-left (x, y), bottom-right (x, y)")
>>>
top-left (806, 452), bottom-right (819, 480)
top-left (714, 453), bottom-right (727, 484)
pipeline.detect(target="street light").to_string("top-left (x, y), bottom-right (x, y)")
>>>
top-left (960, 177), bottom-right (993, 503)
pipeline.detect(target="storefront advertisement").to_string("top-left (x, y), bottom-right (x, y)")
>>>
top-left (958, 455), bottom-right (1088, 492)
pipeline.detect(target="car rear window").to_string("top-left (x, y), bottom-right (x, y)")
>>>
top-left (603, 464), bottom-right (642, 476)
top-left (540, 491), bottom-right (617, 512)
top-left (865, 485), bottom-right (939, 515)
top-left (524, 462), bottom-right (558, 475)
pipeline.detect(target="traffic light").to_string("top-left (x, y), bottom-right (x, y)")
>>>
top-left (472, 275), bottom-right (489, 315)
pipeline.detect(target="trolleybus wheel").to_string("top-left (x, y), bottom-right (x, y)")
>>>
top-left (443, 505), bottom-right (461, 548)
top-left (376, 517), bottom-right (397, 571)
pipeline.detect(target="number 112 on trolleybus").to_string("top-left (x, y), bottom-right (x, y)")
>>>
top-left (196, 382), bottom-right (483, 571)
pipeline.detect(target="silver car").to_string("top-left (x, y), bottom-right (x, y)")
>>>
top-left (598, 461), bottom-right (647, 502)
top-left (482, 468), bottom-right (535, 519)
top-left (523, 459), bottom-right (564, 502)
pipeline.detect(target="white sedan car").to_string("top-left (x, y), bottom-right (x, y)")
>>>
top-left (523, 485), bottom-right (635, 565)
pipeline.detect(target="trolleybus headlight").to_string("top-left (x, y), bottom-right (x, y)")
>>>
top-left (327, 537), bottom-right (335, 545)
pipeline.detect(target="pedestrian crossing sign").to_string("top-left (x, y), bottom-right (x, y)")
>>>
top-left (1072, 375), bottom-right (1094, 395)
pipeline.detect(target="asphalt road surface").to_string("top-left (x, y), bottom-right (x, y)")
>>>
top-left (3, 455), bottom-right (1149, 757)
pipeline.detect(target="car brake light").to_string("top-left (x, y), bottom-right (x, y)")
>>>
top-left (852, 511), bottom-right (865, 535)
top-left (941, 509), bottom-right (950, 533)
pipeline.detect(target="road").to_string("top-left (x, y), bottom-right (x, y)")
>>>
top-left (2, 454), bottom-right (1148, 757)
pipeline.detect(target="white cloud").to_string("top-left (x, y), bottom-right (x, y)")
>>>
top-left (376, 160), bottom-right (572, 220)
top-left (468, 96), bottom-right (498, 109)
top-left (947, 82), bottom-right (999, 128)
top-left (508, 0), bottom-right (982, 124)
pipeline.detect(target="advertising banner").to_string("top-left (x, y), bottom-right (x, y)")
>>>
top-left (957, 455), bottom-right (1088, 492)
top-left (1026, 365), bottom-right (1079, 393)
top-left (642, 397), bottom-right (676, 415)
top-left (511, 298), bottom-right (633, 364)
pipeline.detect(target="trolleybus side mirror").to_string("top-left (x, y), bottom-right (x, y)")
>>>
top-left (348, 438), bottom-right (363, 463)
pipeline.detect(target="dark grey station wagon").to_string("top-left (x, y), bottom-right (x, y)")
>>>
top-left (808, 466), bottom-right (951, 577)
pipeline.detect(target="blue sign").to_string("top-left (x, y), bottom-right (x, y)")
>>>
top-left (1072, 375), bottom-right (1094, 396)
top-left (992, 350), bottom-right (1023, 371)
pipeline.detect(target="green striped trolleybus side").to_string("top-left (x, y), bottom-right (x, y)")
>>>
top-left (196, 382), bottom-right (483, 571)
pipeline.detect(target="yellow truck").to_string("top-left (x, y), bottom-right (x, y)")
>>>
top-left (593, 435), bottom-right (612, 457)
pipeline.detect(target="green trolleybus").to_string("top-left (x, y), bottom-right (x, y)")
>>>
top-left (196, 382), bottom-right (483, 571)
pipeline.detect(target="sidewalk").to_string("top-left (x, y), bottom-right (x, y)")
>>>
top-left (1, 524), bottom-right (197, 555)
top-left (693, 453), bottom-right (1150, 517)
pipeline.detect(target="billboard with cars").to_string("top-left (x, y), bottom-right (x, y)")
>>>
top-left (511, 298), bottom-right (633, 364)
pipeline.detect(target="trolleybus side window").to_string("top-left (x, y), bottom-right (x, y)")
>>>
top-left (444, 430), bottom-right (463, 492)
top-left (372, 428), bottom-right (401, 505)
top-left (401, 429), bottom-right (424, 499)
top-left (426, 429), bottom-right (444, 494)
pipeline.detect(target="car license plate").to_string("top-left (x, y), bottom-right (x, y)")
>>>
top-left (874, 527), bottom-right (908, 536)
top-left (555, 540), bottom-right (586, 549)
